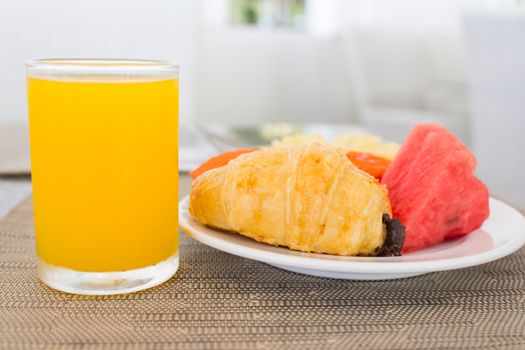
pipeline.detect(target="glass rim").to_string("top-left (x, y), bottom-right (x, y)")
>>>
top-left (26, 58), bottom-right (179, 80)
top-left (26, 58), bottom-right (179, 69)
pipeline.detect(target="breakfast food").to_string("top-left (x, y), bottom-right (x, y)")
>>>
top-left (190, 144), bottom-right (403, 256)
top-left (190, 148), bottom-right (258, 179)
top-left (345, 152), bottom-right (391, 180)
top-left (381, 124), bottom-right (490, 252)
top-left (271, 134), bottom-right (326, 148)
top-left (189, 123), bottom-right (490, 257)
top-left (191, 147), bottom-right (390, 181)
top-left (331, 134), bottom-right (400, 161)
top-left (273, 133), bottom-right (400, 161)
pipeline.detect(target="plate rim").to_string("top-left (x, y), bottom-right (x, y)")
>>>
top-left (179, 195), bottom-right (525, 275)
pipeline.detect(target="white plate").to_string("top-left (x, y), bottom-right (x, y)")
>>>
top-left (179, 196), bottom-right (525, 280)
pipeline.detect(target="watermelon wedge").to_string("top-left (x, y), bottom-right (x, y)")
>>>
top-left (381, 124), bottom-right (489, 252)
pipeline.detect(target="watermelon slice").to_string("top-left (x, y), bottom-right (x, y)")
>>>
top-left (381, 124), bottom-right (489, 252)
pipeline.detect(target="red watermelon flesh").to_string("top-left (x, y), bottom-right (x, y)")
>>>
top-left (381, 124), bottom-right (489, 252)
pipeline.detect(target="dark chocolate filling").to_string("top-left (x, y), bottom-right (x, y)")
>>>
top-left (378, 214), bottom-right (406, 257)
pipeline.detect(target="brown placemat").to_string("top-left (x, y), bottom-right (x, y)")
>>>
top-left (1, 197), bottom-right (525, 350)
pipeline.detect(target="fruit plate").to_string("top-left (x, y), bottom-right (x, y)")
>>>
top-left (179, 195), bottom-right (525, 280)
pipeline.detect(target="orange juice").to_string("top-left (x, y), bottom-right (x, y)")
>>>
top-left (27, 76), bottom-right (179, 272)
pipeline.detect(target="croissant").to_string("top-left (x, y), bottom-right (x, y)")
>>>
top-left (189, 144), bottom-right (396, 256)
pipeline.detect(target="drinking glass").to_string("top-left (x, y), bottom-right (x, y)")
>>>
top-left (26, 59), bottom-right (179, 295)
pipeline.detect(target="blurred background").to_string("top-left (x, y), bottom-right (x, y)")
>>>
top-left (0, 0), bottom-right (524, 208)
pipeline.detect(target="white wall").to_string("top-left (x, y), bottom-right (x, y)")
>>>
top-left (0, 0), bottom-right (358, 129)
top-left (193, 27), bottom-right (354, 125)
top-left (2, 0), bottom-right (499, 128)
top-left (336, 0), bottom-right (520, 112)
top-left (192, 0), bottom-right (355, 125)
top-left (338, 0), bottom-right (480, 109)
top-left (0, 0), bottom-right (196, 124)
top-left (464, 12), bottom-right (525, 209)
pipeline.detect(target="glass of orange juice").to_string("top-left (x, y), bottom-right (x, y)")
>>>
top-left (26, 59), bottom-right (179, 295)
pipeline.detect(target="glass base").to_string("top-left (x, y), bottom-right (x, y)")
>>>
top-left (37, 253), bottom-right (179, 295)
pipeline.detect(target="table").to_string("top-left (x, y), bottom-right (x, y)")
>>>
top-left (0, 176), bottom-right (32, 218)
top-left (1, 175), bottom-right (524, 350)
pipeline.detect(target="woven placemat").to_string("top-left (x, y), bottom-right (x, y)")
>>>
top-left (1, 197), bottom-right (525, 350)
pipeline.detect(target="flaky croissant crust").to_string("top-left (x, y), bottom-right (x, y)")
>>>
top-left (190, 144), bottom-right (392, 256)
